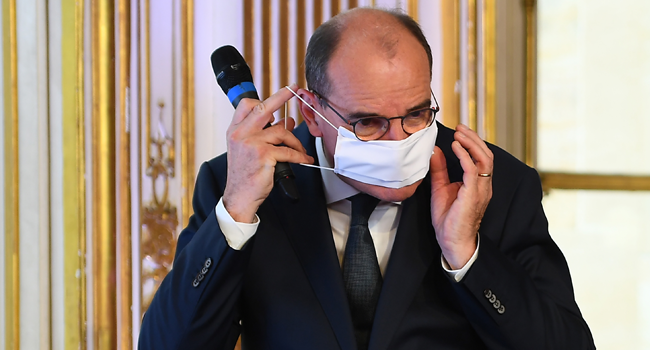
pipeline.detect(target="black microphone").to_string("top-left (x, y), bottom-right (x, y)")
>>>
top-left (211, 45), bottom-right (300, 201)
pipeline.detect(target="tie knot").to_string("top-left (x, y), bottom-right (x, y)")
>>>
top-left (348, 193), bottom-right (381, 226)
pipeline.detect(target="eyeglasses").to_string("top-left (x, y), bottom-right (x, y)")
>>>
top-left (311, 90), bottom-right (440, 141)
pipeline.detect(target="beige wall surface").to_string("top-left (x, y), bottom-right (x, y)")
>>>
top-left (538, 0), bottom-right (650, 174)
top-left (538, 1), bottom-right (650, 349)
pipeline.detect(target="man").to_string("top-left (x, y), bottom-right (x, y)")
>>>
top-left (139, 8), bottom-right (595, 350)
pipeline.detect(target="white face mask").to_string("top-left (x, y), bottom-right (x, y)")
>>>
top-left (286, 86), bottom-right (438, 189)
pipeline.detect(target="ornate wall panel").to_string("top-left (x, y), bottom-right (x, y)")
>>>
top-left (136, 0), bottom-right (195, 329)
top-left (139, 0), bottom-right (180, 315)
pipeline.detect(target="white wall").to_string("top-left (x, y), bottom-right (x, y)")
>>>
top-left (16, 0), bottom-right (51, 348)
top-left (47, 0), bottom-right (66, 348)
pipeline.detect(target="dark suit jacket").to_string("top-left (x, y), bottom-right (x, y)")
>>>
top-left (139, 122), bottom-right (595, 350)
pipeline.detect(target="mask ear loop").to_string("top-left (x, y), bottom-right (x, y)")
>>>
top-left (284, 86), bottom-right (336, 172)
top-left (285, 86), bottom-right (337, 131)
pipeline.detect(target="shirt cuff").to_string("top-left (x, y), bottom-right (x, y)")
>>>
top-left (215, 197), bottom-right (260, 250)
top-left (441, 233), bottom-right (480, 282)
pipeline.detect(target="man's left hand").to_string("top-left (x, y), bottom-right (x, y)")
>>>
top-left (429, 124), bottom-right (493, 270)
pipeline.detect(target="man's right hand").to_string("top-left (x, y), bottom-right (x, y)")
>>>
top-left (222, 84), bottom-right (314, 223)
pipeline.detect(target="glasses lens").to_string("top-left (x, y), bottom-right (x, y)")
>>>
top-left (354, 117), bottom-right (389, 141)
top-left (403, 108), bottom-right (434, 133)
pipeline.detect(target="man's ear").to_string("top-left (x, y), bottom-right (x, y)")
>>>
top-left (297, 88), bottom-right (323, 138)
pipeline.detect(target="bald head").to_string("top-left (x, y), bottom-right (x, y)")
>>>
top-left (305, 8), bottom-right (433, 99)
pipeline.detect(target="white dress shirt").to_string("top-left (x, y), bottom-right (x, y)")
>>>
top-left (214, 137), bottom-right (479, 282)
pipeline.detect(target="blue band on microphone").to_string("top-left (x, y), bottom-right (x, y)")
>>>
top-left (227, 82), bottom-right (257, 103)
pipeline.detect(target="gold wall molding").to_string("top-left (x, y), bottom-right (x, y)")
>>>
top-left (313, 0), bottom-right (322, 32)
top-left (524, 0), bottom-right (537, 167)
top-left (181, 0), bottom-right (195, 228)
top-left (296, 0), bottom-right (306, 105)
top-left (466, 0), bottom-right (478, 131)
top-left (118, 0), bottom-right (132, 348)
top-left (3, 0), bottom-right (19, 348)
top-left (481, 0), bottom-right (496, 144)
top-left (440, 0), bottom-right (460, 127)
top-left (262, 2), bottom-right (271, 99)
top-left (144, 0), bottom-right (151, 172)
top-left (243, 0), bottom-right (254, 64)
top-left (61, 0), bottom-right (87, 348)
top-left (540, 172), bottom-right (650, 193)
top-left (331, 0), bottom-right (339, 18)
top-left (407, 0), bottom-right (418, 22)
top-left (280, 0), bottom-right (289, 118)
top-left (91, 0), bottom-right (117, 348)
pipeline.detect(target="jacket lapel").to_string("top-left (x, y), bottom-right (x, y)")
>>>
top-left (269, 126), bottom-right (356, 350)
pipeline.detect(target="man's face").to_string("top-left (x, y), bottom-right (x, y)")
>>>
top-left (315, 29), bottom-right (432, 202)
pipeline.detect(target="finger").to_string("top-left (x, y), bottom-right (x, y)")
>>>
top-left (453, 132), bottom-right (493, 210)
top-left (230, 97), bottom-right (261, 125)
top-left (430, 146), bottom-right (451, 188)
top-left (268, 144), bottom-right (315, 165)
top-left (261, 121), bottom-right (309, 155)
top-left (451, 140), bottom-right (479, 189)
top-left (454, 127), bottom-right (493, 175)
top-left (455, 125), bottom-right (490, 159)
top-left (456, 124), bottom-right (493, 163)
top-left (233, 83), bottom-right (300, 130)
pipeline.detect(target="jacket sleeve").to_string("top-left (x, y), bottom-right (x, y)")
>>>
top-left (454, 166), bottom-right (596, 349)
top-left (138, 160), bottom-right (250, 350)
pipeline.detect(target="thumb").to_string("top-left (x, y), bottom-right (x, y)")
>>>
top-left (430, 146), bottom-right (450, 188)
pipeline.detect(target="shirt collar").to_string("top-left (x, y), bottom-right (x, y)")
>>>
top-left (315, 137), bottom-right (360, 204)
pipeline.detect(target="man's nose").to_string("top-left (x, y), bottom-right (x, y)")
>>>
top-left (379, 119), bottom-right (409, 141)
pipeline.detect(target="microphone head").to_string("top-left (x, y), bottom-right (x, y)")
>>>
top-left (211, 45), bottom-right (254, 94)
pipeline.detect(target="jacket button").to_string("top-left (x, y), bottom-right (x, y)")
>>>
top-left (489, 294), bottom-right (497, 303)
top-left (484, 289), bottom-right (493, 298)
top-left (493, 299), bottom-right (501, 308)
top-left (192, 279), bottom-right (200, 288)
top-left (201, 266), bottom-right (209, 275)
top-left (497, 305), bottom-right (506, 314)
top-left (197, 273), bottom-right (204, 281)
top-left (204, 258), bottom-right (212, 268)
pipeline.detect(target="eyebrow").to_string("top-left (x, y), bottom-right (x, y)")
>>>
top-left (345, 98), bottom-right (432, 120)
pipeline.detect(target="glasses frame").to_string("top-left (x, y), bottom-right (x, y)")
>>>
top-left (311, 90), bottom-right (440, 141)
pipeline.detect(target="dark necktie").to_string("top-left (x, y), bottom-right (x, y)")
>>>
top-left (342, 193), bottom-right (383, 350)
